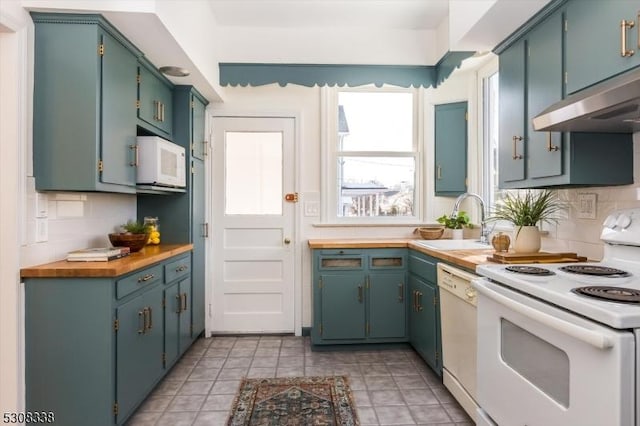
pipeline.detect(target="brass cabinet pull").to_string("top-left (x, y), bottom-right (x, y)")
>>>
top-left (412, 290), bottom-right (417, 312)
top-left (417, 291), bottom-right (424, 312)
top-left (203, 223), bottom-right (209, 238)
top-left (398, 283), bottom-right (404, 302)
top-left (175, 294), bottom-right (182, 313)
top-left (357, 285), bottom-right (363, 303)
top-left (546, 132), bottom-right (559, 152)
top-left (137, 310), bottom-right (145, 334)
top-left (436, 164), bottom-right (442, 180)
top-left (182, 293), bottom-right (188, 312)
top-left (621, 19), bottom-right (635, 57)
top-left (138, 274), bottom-right (154, 283)
top-left (153, 100), bottom-right (159, 121)
top-left (176, 265), bottom-right (188, 272)
top-left (129, 145), bottom-right (139, 166)
top-left (147, 307), bottom-right (153, 330)
top-left (160, 102), bottom-right (165, 122)
top-left (512, 136), bottom-right (523, 160)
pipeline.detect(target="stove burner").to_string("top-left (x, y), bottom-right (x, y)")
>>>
top-left (505, 265), bottom-right (555, 276)
top-left (572, 286), bottom-right (640, 303)
top-left (559, 265), bottom-right (631, 278)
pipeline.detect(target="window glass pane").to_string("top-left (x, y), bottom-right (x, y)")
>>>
top-left (225, 132), bottom-right (282, 215)
top-left (338, 92), bottom-right (413, 152)
top-left (337, 156), bottom-right (415, 217)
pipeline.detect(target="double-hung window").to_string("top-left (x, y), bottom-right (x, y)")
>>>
top-left (322, 87), bottom-right (420, 223)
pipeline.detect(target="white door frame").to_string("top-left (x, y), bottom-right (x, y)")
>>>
top-left (205, 110), bottom-right (302, 336)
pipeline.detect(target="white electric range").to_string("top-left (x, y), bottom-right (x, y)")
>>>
top-left (473, 208), bottom-right (640, 426)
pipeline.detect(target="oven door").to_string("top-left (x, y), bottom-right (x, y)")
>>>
top-left (474, 278), bottom-right (635, 426)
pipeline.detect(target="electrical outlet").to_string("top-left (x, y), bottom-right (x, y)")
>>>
top-left (577, 193), bottom-right (597, 220)
top-left (35, 192), bottom-right (48, 218)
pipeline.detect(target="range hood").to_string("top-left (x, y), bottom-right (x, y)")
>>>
top-left (532, 68), bottom-right (640, 133)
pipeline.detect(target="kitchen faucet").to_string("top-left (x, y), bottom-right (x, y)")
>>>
top-left (450, 192), bottom-right (489, 244)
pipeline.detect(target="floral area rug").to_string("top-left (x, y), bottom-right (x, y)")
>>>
top-left (227, 376), bottom-right (359, 426)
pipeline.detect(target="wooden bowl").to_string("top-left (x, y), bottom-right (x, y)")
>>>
top-left (417, 227), bottom-right (444, 240)
top-left (108, 233), bottom-right (149, 252)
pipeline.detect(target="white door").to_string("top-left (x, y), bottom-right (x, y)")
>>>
top-left (211, 116), bottom-right (296, 333)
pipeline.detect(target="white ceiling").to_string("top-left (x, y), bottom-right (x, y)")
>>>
top-left (21, 0), bottom-right (554, 101)
top-left (208, 0), bottom-right (450, 30)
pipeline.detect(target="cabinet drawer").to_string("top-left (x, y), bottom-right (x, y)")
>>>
top-left (165, 254), bottom-right (191, 283)
top-left (318, 256), bottom-right (364, 270)
top-left (370, 251), bottom-right (407, 270)
top-left (409, 251), bottom-right (437, 283)
top-left (117, 264), bottom-right (163, 299)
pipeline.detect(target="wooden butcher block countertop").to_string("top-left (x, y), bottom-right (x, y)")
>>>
top-left (307, 238), bottom-right (494, 270)
top-left (20, 244), bottom-right (193, 278)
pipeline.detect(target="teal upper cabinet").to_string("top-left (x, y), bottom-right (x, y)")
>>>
top-left (565, 0), bottom-right (640, 94)
top-left (32, 13), bottom-right (140, 193)
top-left (527, 12), bottom-right (563, 180)
top-left (434, 102), bottom-right (468, 196)
top-left (191, 94), bottom-right (208, 160)
top-left (496, 2), bottom-right (634, 189)
top-left (138, 60), bottom-right (174, 137)
top-left (498, 39), bottom-right (527, 185)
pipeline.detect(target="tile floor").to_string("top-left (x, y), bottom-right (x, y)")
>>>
top-left (126, 335), bottom-right (474, 426)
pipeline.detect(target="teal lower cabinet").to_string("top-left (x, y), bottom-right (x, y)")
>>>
top-left (312, 249), bottom-right (408, 345)
top-left (24, 251), bottom-right (195, 425)
top-left (408, 250), bottom-right (442, 376)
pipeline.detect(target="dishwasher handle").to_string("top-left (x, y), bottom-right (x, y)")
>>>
top-left (474, 279), bottom-right (614, 350)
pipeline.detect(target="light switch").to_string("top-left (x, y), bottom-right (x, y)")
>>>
top-left (304, 201), bottom-right (320, 217)
top-left (35, 192), bottom-right (48, 218)
top-left (577, 193), bottom-right (597, 220)
top-left (35, 218), bottom-right (48, 242)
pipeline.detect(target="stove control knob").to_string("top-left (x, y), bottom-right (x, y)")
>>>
top-left (603, 214), bottom-right (618, 228)
top-left (616, 214), bottom-right (632, 229)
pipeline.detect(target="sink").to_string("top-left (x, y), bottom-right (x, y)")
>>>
top-left (414, 239), bottom-right (491, 250)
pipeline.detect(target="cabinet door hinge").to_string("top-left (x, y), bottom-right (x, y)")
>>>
top-left (564, 71), bottom-right (568, 85)
top-left (113, 319), bottom-right (119, 332)
top-left (162, 297), bottom-right (166, 308)
top-left (113, 402), bottom-right (118, 416)
top-left (366, 322), bottom-right (370, 335)
top-left (136, 100), bottom-right (140, 109)
top-left (98, 43), bottom-right (105, 57)
top-left (435, 351), bottom-right (439, 362)
top-left (191, 100), bottom-right (195, 109)
top-left (564, 19), bottom-right (568, 32)
top-left (191, 166), bottom-right (195, 174)
top-left (137, 74), bottom-right (141, 84)
top-left (465, 111), bottom-right (468, 121)
top-left (162, 352), bottom-right (166, 366)
top-left (98, 159), bottom-right (104, 172)
top-left (319, 324), bottom-right (323, 336)
top-left (433, 296), bottom-right (438, 307)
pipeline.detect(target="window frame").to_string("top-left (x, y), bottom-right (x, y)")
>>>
top-left (320, 85), bottom-right (423, 224)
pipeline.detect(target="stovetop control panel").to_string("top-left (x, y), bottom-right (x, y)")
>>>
top-left (601, 208), bottom-right (640, 246)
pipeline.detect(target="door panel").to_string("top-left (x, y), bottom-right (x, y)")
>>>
top-left (369, 272), bottom-right (406, 338)
top-left (212, 117), bottom-right (295, 333)
top-left (320, 274), bottom-right (366, 339)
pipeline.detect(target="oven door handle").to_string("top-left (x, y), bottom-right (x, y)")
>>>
top-left (475, 281), bottom-right (614, 350)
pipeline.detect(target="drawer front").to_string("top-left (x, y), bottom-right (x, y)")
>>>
top-left (369, 249), bottom-right (407, 270)
top-left (408, 251), bottom-right (437, 283)
top-left (116, 264), bottom-right (163, 299)
top-left (165, 254), bottom-right (191, 283)
top-left (318, 249), bottom-right (363, 255)
top-left (318, 256), bottom-right (365, 271)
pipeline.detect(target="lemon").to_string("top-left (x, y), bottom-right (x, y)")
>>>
top-left (150, 231), bottom-right (160, 239)
top-left (151, 237), bottom-right (160, 244)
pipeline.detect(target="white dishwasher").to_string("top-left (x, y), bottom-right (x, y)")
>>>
top-left (437, 262), bottom-right (479, 423)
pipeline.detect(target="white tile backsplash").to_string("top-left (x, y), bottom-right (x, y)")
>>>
top-left (20, 188), bottom-right (136, 267)
top-left (546, 132), bottom-right (640, 261)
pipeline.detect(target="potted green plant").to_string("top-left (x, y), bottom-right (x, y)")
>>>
top-left (487, 190), bottom-right (563, 253)
top-left (437, 211), bottom-right (471, 239)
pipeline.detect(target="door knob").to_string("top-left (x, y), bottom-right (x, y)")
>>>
top-left (284, 238), bottom-right (291, 244)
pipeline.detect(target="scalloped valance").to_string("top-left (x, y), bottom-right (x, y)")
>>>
top-left (219, 51), bottom-right (474, 88)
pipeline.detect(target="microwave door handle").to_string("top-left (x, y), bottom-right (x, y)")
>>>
top-left (475, 280), bottom-right (614, 350)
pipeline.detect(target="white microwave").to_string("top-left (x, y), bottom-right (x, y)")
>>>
top-left (136, 136), bottom-right (186, 188)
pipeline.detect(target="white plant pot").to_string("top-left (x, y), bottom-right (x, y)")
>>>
top-left (451, 229), bottom-right (464, 240)
top-left (513, 226), bottom-right (541, 253)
